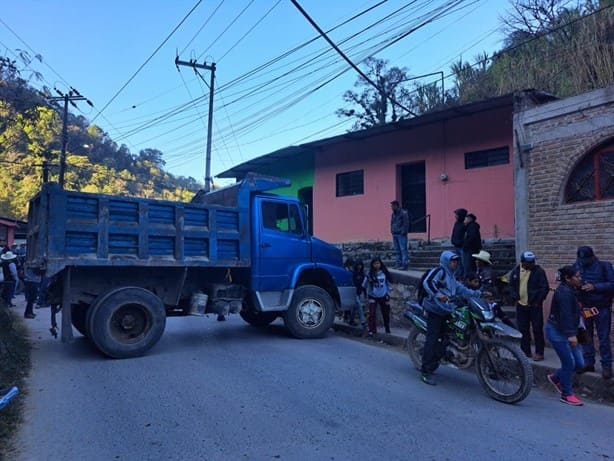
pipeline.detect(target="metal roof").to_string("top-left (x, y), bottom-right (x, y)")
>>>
top-left (217, 91), bottom-right (556, 179)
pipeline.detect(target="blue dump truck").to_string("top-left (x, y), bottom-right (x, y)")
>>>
top-left (26, 174), bottom-right (354, 358)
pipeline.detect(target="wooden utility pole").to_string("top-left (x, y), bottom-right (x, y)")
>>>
top-left (48, 89), bottom-right (90, 188)
top-left (175, 57), bottom-right (216, 193)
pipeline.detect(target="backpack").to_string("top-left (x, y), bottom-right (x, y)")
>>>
top-left (417, 267), bottom-right (444, 304)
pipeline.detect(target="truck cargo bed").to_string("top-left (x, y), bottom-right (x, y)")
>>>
top-left (27, 184), bottom-right (250, 277)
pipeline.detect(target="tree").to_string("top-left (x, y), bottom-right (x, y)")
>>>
top-left (336, 57), bottom-right (415, 130)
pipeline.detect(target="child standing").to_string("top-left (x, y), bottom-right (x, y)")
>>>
top-left (350, 261), bottom-right (367, 328)
top-left (362, 257), bottom-right (393, 338)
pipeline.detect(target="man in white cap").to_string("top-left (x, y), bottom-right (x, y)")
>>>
top-left (1, 251), bottom-right (19, 307)
top-left (509, 251), bottom-right (550, 361)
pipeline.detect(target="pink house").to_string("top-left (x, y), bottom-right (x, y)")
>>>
top-left (313, 96), bottom-right (519, 243)
top-left (219, 92), bottom-right (557, 246)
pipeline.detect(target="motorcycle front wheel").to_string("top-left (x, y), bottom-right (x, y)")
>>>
top-left (476, 340), bottom-right (533, 404)
top-left (407, 326), bottom-right (426, 370)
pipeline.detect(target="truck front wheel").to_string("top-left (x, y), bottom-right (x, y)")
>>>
top-left (284, 285), bottom-right (335, 339)
top-left (89, 287), bottom-right (166, 359)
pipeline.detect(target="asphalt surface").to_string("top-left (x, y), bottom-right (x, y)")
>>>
top-left (10, 308), bottom-right (614, 461)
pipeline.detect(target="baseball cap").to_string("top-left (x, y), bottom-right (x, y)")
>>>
top-left (390, 200), bottom-right (400, 206)
top-left (577, 246), bottom-right (594, 259)
top-left (450, 254), bottom-right (461, 261)
top-left (577, 246), bottom-right (594, 265)
top-left (520, 251), bottom-right (536, 262)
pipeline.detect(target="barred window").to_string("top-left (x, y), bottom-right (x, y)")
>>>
top-left (336, 170), bottom-right (364, 197)
top-left (565, 141), bottom-right (614, 203)
top-left (464, 147), bottom-right (509, 169)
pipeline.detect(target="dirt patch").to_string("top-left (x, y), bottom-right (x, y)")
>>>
top-left (0, 307), bottom-right (32, 459)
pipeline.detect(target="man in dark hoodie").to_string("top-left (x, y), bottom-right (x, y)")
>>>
top-left (450, 208), bottom-right (467, 278)
top-left (462, 213), bottom-right (482, 278)
top-left (573, 246), bottom-right (614, 379)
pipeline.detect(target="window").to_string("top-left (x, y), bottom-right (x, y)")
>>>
top-left (464, 147), bottom-right (509, 169)
top-left (336, 170), bottom-right (364, 196)
top-left (261, 201), bottom-right (304, 235)
top-left (565, 141), bottom-right (614, 203)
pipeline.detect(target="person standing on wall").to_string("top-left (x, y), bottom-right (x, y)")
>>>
top-left (390, 200), bottom-right (410, 270)
top-left (462, 213), bottom-right (481, 277)
top-left (450, 208), bottom-right (468, 279)
top-left (509, 251), bottom-right (550, 361)
top-left (573, 246), bottom-right (614, 380)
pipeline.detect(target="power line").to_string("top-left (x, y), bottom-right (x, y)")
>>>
top-left (91, 0), bottom-right (203, 123)
top-left (291, 0), bottom-right (418, 117)
top-left (197, 0), bottom-right (255, 61)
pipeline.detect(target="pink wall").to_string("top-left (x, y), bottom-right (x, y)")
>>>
top-left (313, 107), bottom-right (515, 243)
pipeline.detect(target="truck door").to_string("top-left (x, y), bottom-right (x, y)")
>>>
top-left (254, 198), bottom-right (310, 291)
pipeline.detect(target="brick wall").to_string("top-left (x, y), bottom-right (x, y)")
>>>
top-left (517, 86), bottom-right (614, 335)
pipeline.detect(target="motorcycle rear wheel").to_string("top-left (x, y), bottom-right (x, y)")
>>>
top-left (407, 326), bottom-right (426, 370)
top-left (476, 340), bottom-right (532, 404)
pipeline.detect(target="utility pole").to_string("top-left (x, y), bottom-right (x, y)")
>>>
top-left (175, 57), bottom-right (216, 193)
top-left (48, 89), bottom-right (91, 189)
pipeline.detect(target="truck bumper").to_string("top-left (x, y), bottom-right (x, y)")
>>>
top-left (338, 286), bottom-right (356, 311)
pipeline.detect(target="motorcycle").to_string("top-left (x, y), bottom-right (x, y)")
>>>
top-left (404, 295), bottom-right (533, 404)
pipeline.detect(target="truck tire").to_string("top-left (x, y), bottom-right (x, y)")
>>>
top-left (284, 285), bottom-right (335, 339)
top-left (240, 309), bottom-right (278, 327)
top-left (88, 287), bottom-right (166, 359)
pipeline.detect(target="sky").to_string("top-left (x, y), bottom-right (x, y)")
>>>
top-left (0, 0), bottom-right (513, 186)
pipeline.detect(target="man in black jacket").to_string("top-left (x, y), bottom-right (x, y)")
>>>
top-left (509, 251), bottom-right (550, 361)
top-left (573, 246), bottom-right (614, 379)
top-left (450, 208), bottom-right (467, 278)
top-left (462, 213), bottom-right (481, 278)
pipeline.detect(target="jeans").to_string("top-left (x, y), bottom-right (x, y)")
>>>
top-left (461, 250), bottom-right (476, 278)
top-left (453, 246), bottom-right (464, 279)
top-left (367, 296), bottom-right (390, 334)
top-left (421, 311), bottom-right (449, 374)
top-left (581, 305), bottom-right (612, 368)
top-left (392, 234), bottom-right (408, 267)
top-left (24, 281), bottom-right (38, 316)
top-left (546, 322), bottom-right (585, 396)
top-left (516, 303), bottom-right (545, 356)
top-left (352, 294), bottom-right (366, 325)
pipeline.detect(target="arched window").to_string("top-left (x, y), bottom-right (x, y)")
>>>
top-left (565, 140), bottom-right (614, 203)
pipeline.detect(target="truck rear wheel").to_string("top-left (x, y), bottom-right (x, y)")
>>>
top-left (284, 285), bottom-right (334, 339)
top-left (89, 287), bottom-right (166, 359)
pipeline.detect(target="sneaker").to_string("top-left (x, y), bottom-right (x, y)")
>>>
top-left (217, 314), bottom-right (226, 322)
top-left (547, 373), bottom-right (562, 393)
top-left (533, 354), bottom-right (544, 361)
top-left (385, 327), bottom-right (391, 334)
top-left (24, 313), bottom-right (36, 319)
top-left (560, 394), bottom-right (583, 406)
top-left (421, 374), bottom-right (437, 386)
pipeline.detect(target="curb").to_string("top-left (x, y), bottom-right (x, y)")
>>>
top-left (332, 321), bottom-right (614, 405)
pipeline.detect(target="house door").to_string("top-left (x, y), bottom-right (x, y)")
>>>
top-left (400, 162), bottom-right (426, 233)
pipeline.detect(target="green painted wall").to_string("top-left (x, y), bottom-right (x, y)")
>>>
top-left (256, 153), bottom-right (314, 197)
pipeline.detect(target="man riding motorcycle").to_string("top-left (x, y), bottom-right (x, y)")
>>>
top-left (420, 251), bottom-right (483, 385)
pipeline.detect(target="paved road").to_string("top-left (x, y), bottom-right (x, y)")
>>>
top-left (13, 313), bottom-right (614, 461)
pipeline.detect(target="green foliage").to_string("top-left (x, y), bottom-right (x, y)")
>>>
top-left (0, 56), bottom-right (203, 220)
top-left (450, 0), bottom-right (614, 103)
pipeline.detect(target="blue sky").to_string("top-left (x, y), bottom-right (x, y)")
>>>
top-left (1, 0), bottom-right (511, 185)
